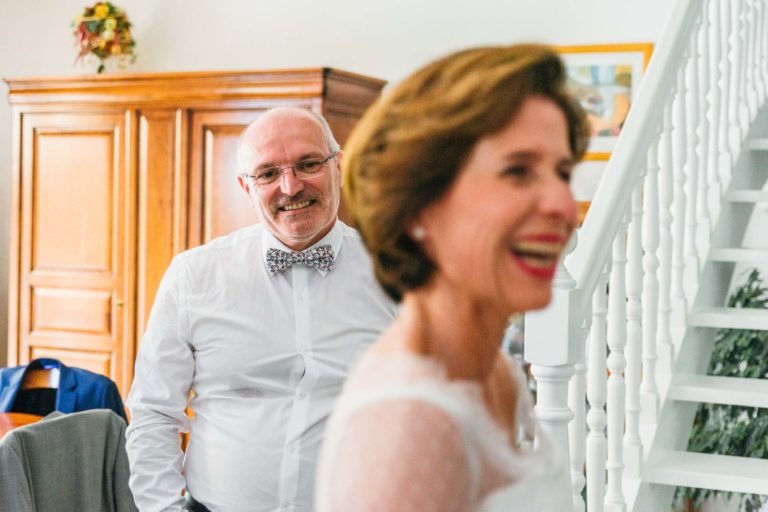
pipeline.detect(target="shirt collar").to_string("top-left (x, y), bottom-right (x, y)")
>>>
top-left (260, 221), bottom-right (343, 277)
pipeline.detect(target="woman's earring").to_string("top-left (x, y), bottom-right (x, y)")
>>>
top-left (410, 225), bottom-right (426, 241)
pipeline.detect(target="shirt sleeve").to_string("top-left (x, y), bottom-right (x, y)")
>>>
top-left (125, 257), bottom-right (194, 512)
top-left (317, 398), bottom-right (475, 512)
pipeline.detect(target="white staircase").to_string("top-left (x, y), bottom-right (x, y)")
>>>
top-left (634, 128), bottom-right (768, 510)
top-left (643, 451), bottom-right (768, 496)
top-left (688, 307), bottom-right (768, 330)
top-left (667, 375), bottom-right (768, 409)
top-left (523, 0), bottom-right (768, 510)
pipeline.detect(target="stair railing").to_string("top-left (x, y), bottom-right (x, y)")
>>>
top-left (524, 0), bottom-right (768, 510)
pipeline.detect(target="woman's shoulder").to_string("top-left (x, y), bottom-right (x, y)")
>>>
top-left (349, 350), bottom-right (449, 385)
top-left (343, 351), bottom-right (481, 406)
top-left (330, 350), bottom-right (492, 451)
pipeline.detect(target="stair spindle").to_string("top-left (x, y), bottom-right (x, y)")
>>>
top-left (754, 0), bottom-right (767, 105)
top-left (657, 103), bottom-right (676, 375)
top-left (745, 0), bottom-right (759, 119)
top-left (761, 0), bottom-right (768, 97)
top-left (586, 265), bottom-right (610, 512)
top-left (625, 185), bottom-right (644, 477)
top-left (642, 139), bottom-right (662, 423)
top-left (685, 23), bottom-right (702, 282)
top-left (605, 213), bottom-right (629, 512)
top-left (568, 315), bottom-right (590, 512)
top-left (706, 0), bottom-right (724, 221)
top-left (719, 0), bottom-right (735, 174)
top-left (672, 70), bottom-right (689, 323)
top-left (727, 0), bottom-right (744, 154)
top-left (698, 2), bottom-right (713, 242)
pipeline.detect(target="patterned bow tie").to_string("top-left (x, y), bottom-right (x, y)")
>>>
top-left (265, 245), bottom-right (335, 274)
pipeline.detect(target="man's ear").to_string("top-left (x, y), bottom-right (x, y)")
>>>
top-left (237, 174), bottom-right (250, 194)
top-left (237, 175), bottom-right (257, 208)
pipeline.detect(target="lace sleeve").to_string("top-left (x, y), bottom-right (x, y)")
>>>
top-left (317, 398), bottom-right (476, 512)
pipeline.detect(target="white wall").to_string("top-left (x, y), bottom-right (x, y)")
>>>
top-left (0, 0), bottom-right (676, 365)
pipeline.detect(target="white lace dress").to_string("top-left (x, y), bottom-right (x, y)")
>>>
top-left (315, 351), bottom-right (569, 512)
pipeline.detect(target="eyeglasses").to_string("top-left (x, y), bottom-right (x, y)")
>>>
top-left (241, 152), bottom-right (338, 186)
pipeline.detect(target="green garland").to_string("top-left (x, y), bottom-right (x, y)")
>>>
top-left (675, 269), bottom-right (768, 511)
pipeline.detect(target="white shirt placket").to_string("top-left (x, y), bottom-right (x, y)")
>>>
top-left (278, 264), bottom-right (315, 511)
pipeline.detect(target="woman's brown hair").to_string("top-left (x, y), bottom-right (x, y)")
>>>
top-left (343, 44), bottom-right (590, 301)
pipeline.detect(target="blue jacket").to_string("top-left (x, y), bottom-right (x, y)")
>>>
top-left (0, 358), bottom-right (127, 422)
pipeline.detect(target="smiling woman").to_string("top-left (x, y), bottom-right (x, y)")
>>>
top-left (414, 95), bottom-right (578, 314)
top-left (315, 44), bottom-right (590, 512)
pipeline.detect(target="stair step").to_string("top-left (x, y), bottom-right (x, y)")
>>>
top-left (668, 375), bottom-right (768, 408)
top-left (725, 190), bottom-right (768, 203)
top-left (709, 247), bottom-right (768, 262)
top-left (689, 307), bottom-right (768, 330)
top-left (746, 138), bottom-right (768, 150)
top-left (646, 450), bottom-right (768, 495)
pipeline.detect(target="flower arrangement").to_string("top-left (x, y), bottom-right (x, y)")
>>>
top-left (73, 2), bottom-right (137, 73)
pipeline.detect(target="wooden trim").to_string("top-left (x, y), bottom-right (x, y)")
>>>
top-left (174, 108), bottom-right (188, 255)
top-left (7, 107), bottom-right (22, 367)
top-left (5, 68), bottom-right (386, 107)
top-left (122, 108), bottom-right (138, 396)
top-left (578, 201), bottom-right (592, 226)
top-left (583, 152), bottom-right (612, 161)
top-left (18, 114), bottom-right (35, 365)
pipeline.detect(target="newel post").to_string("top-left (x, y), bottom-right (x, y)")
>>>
top-left (525, 234), bottom-right (582, 508)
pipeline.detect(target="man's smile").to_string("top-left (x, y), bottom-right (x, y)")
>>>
top-left (278, 199), bottom-right (315, 212)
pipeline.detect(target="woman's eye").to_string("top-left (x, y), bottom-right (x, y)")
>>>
top-left (558, 168), bottom-right (573, 183)
top-left (503, 165), bottom-right (529, 178)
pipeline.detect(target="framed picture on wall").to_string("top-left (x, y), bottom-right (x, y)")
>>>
top-left (557, 43), bottom-right (654, 159)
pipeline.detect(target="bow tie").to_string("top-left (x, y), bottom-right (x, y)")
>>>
top-left (265, 245), bottom-right (335, 274)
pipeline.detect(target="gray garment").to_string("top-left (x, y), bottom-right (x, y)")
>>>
top-left (0, 409), bottom-right (137, 512)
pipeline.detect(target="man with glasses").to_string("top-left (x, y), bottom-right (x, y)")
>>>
top-left (125, 108), bottom-right (397, 512)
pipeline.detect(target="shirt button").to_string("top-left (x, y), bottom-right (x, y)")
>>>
top-left (282, 501), bottom-right (290, 509)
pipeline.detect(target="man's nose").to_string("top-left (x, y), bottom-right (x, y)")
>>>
top-left (280, 167), bottom-right (305, 196)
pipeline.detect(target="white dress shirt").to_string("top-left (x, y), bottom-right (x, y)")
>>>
top-left (125, 221), bottom-right (396, 512)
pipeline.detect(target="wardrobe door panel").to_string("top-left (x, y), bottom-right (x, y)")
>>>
top-left (30, 346), bottom-right (112, 377)
top-left (17, 111), bottom-right (135, 394)
top-left (136, 109), bottom-right (186, 338)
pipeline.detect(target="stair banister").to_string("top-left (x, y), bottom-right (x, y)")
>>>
top-left (566, 0), bottom-right (698, 303)
top-left (524, 0), bottom-right (702, 507)
top-left (527, 0), bottom-right (768, 509)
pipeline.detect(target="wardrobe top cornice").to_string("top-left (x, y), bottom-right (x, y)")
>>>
top-left (4, 67), bottom-right (386, 106)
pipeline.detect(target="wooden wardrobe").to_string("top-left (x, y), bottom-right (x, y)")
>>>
top-left (5, 68), bottom-right (385, 397)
